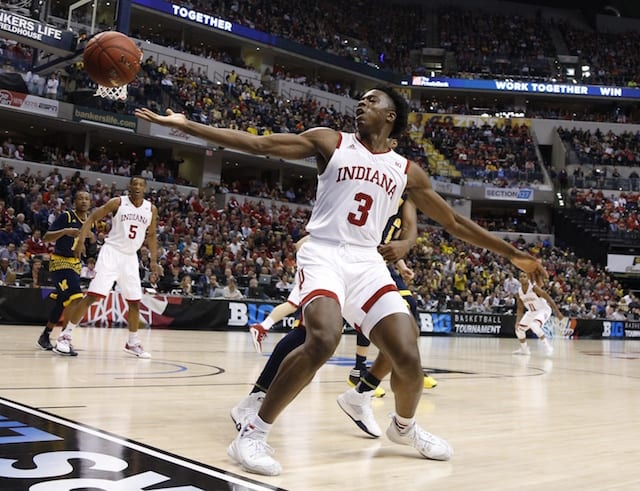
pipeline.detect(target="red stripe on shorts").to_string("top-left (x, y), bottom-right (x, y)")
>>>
top-left (300, 289), bottom-right (340, 307)
top-left (361, 284), bottom-right (398, 313)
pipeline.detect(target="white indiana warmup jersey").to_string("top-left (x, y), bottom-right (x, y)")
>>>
top-left (518, 282), bottom-right (550, 312)
top-left (306, 132), bottom-right (409, 247)
top-left (104, 195), bottom-right (153, 254)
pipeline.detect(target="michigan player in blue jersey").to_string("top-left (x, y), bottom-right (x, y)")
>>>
top-left (37, 191), bottom-right (94, 356)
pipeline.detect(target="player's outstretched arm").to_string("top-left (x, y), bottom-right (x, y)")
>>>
top-left (73, 198), bottom-right (120, 258)
top-left (534, 286), bottom-right (564, 319)
top-left (406, 162), bottom-right (546, 283)
top-left (135, 108), bottom-right (337, 161)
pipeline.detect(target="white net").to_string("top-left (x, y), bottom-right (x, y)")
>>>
top-left (94, 84), bottom-right (128, 100)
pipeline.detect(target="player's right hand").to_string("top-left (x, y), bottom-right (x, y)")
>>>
top-left (73, 242), bottom-right (85, 259)
top-left (134, 108), bottom-right (187, 127)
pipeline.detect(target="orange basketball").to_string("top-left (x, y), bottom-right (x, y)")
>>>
top-left (83, 31), bottom-right (142, 88)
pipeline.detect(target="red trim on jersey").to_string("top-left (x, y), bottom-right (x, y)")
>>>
top-left (126, 299), bottom-right (141, 304)
top-left (287, 299), bottom-right (299, 309)
top-left (300, 289), bottom-right (340, 307)
top-left (361, 284), bottom-right (398, 313)
top-left (87, 292), bottom-right (106, 299)
top-left (335, 132), bottom-right (343, 149)
top-left (404, 159), bottom-right (410, 174)
top-left (355, 134), bottom-right (392, 154)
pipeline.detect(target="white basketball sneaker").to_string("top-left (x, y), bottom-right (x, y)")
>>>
top-left (386, 417), bottom-right (453, 461)
top-left (227, 426), bottom-right (282, 476)
top-left (337, 387), bottom-right (382, 437)
top-left (230, 392), bottom-right (265, 431)
top-left (124, 342), bottom-right (151, 358)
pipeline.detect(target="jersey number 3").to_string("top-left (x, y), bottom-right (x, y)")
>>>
top-left (347, 192), bottom-right (373, 227)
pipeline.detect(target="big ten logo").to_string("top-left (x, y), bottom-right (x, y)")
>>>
top-left (602, 321), bottom-right (624, 338)
top-left (418, 313), bottom-right (451, 333)
top-left (281, 314), bottom-right (297, 329)
top-left (227, 302), bottom-right (274, 326)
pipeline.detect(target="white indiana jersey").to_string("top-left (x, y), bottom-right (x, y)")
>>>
top-left (306, 132), bottom-right (409, 247)
top-left (104, 195), bottom-right (153, 254)
top-left (518, 281), bottom-right (550, 312)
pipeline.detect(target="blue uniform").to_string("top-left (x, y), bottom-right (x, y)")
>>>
top-left (48, 211), bottom-right (88, 308)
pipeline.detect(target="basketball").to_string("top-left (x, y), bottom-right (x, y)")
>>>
top-left (83, 31), bottom-right (142, 88)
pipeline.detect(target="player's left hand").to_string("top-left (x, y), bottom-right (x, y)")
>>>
top-left (378, 240), bottom-right (410, 263)
top-left (510, 251), bottom-right (546, 285)
top-left (399, 265), bottom-right (415, 282)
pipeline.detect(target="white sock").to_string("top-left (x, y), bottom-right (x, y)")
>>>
top-left (61, 322), bottom-right (76, 336)
top-left (262, 317), bottom-right (275, 330)
top-left (394, 414), bottom-right (415, 433)
top-left (128, 332), bottom-right (140, 345)
top-left (242, 414), bottom-right (271, 440)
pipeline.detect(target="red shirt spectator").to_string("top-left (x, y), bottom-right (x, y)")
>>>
top-left (25, 230), bottom-right (50, 258)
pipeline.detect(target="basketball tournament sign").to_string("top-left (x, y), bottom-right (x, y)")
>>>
top-left (0, 398), bottom-right (282, 490)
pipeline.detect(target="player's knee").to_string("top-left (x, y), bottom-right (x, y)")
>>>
top-left (304, 331), bottom-right (340, 365)
top-left (516, 325), bottom-right (527, 340)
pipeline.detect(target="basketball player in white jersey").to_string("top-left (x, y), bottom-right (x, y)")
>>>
top-left (56, 176), bottom-right (161, 358)
top-left (136, 88), bottom-right (545, 476)
top-left (513, 271), bottom-right (564, 357)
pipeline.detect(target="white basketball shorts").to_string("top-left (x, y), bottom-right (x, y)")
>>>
top-left (296, 238), bottom-right (410, 338)
top-left (88, 244), bottom-right (143, 302)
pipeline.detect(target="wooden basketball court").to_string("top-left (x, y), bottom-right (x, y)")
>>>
top-left (1, 325), bottom-right (638, 490)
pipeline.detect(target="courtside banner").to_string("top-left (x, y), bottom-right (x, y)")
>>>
top-left (0, 90), bottom-right (59, 116)
top-left (72, 106), bottom-right (138, 132)
top-left (0, 398), bottom-right (281, 490)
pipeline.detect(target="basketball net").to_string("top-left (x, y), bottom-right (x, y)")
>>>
top-left (94, 84), bottom-right (128, 100)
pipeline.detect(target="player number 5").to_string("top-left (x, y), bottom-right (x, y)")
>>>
top-left (129, 224), bottom-right (138, 239)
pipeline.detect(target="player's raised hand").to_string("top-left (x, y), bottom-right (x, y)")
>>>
top-left (135, 108), bottom-right (187, 127)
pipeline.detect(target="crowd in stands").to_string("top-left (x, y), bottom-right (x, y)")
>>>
top-left (438, 7), bottom-right (555, 80)
top-left (568, 189), bottom-right (640, 234)
top-left (559, 127), bottom-right (640, 168)
top-left (560, 24), bottom-right (640, 87)
top-left (422, 119), bottom-right (544, 185)
top-left (407, 226), bottom-right (639, 320)
top-left (0, 161), bottom-right (635, 321)
top-left (156, 0), bottom-right (640, 88)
